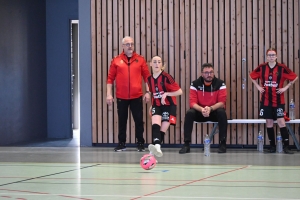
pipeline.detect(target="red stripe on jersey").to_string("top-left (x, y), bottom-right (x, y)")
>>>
top-left (147, 72), bottom-right (180, 106)
top-left (250, 62), bottom-right (297, 107)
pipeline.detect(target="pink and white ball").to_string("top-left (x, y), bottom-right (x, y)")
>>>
top-left (140, 154), bottom-right (157, 170)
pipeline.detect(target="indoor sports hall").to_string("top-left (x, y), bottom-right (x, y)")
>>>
top-left (1, 0), bottom-right (300, 199)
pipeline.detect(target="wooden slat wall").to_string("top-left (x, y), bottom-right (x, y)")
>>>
top-left (91, 0), bottom-right (300, 146)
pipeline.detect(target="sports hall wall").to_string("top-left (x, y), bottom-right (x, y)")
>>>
top-left (0, 0), bottom-right (79, 145)
top-left (0, 0), bottom-right (47, 145)
top-left (92, 0), bottom-right (300, 147)
top-left (46, 0), bottom-right (78, 139)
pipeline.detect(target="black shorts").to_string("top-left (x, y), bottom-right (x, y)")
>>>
top-left (259, 103), bottom-right (285, 120)
top-left (151, 105), bottom-right (177, 125)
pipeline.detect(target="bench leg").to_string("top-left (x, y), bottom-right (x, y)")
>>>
top-left (209, 123), bottom-right (218, 141)
top-left (286, 124), bottom-right (300, 150)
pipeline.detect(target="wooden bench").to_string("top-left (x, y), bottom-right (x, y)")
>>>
top-left (196, 119), bottom-right (300, 150)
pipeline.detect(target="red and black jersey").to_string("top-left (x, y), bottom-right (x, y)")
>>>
top-left (250, 62), bottom-right (297, 107)
top-left (146, 71), bottom-right (181, 106)
top-left (190, 76), bottom-right (227, 108)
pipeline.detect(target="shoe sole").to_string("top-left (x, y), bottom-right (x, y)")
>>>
top-left (148, 144), bottom-right (163, 157)
top-left (179, 150), bottom-right (190, 154)
top-left (284, 151), bottom-right (294, 154)
top-left (137, 149), bottom-right (145, 152)
top-left (179, 147), bottom-right (190, 154)
top-left (114, 149), bottom-right (126, 152)
top-left (263, 150), bottom-right (276, 154)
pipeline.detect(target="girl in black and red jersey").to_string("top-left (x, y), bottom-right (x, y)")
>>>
top-left (146, 56), bottom-right (182, 157)
top-left (250, 48), bottom-right (298, 154)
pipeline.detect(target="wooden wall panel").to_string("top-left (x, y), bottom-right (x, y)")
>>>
top-left (241, 0), bottom-right (247, 144)
top-left (246, 0), bottom-right (254, 145)
top-left (252, 0), bottom-right (260, 144)
top-left (230, 0), bottom-right (237, 144)
top-left (168, 0), bottom-right (175, 144)
top-left (236, 0), bottom-right (242, 144)
top-left (91, 0), bottom-right (300, 146)
top-left (179, 0), bottom-right (186, 145)
top-left (174, 0), bottom-right (181, 144)
top-left (218, 0), bottom-right (225, 144)
top-left (145, 0), bottom-right (152, 144)
top-left (224, 0), bottom-right (231, 145)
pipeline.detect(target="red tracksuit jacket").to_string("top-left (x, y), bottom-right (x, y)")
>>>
top-left (107, 51), bottom-right (151, 99)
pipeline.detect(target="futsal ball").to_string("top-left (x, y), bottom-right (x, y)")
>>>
top-left (140, 154), bottom-right (157, 170)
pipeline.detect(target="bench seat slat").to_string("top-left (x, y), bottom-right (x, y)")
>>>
top-left (194, 119), bottom-right (300, 150)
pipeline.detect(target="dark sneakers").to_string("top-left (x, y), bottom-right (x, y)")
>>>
top-left (179, 143), bottom-right (228, 153)
top-left (137, 143), bottom-right (145, 152)
top-left (114, 142), bottom-right (126, 152)
top-left (264, 146), bottom-right (276, 153)
top-left (218, 143), bottom-right (227, 153)
top-left (179, 144), bottom-right (190, 154)
top-left (114, 142), bottom-right (145, 152)
top-left (283, 146), bottom-right (294, 154)
top-left (264, 146), bottom-right (294, 154)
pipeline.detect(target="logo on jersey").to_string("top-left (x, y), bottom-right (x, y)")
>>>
top-left (277, 108), bottom-right (284, 117)
top-left (269, 76), bottom-right (272, 80)
top-left (198, 86), bottom-right (204, 91)
top-left (162, 112), bottom-right (169, 121)
top-left (169, 115), bottom-right (176, 125)
top-left (264, 81), bottom-right (278, 87)
top-left (153, 91), bottom-right (163, 99)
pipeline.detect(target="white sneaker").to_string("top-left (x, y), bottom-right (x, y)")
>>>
top-left (148, 144), bottom-right (163, 157)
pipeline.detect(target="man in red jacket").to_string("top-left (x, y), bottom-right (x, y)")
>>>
top-left (179, 63), bottom-right (228, 154)
top-left (107, 36), bottom-right (151, 152)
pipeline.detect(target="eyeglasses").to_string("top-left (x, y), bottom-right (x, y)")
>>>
top-left (123, 43), bottom-right (134, 47)
top-left (267, 54), bottom-right (276, 57)
top-left (202, 71), bottom-right (214, 75)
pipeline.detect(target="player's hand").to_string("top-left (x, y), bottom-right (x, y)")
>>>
top-left (202, 106), bottom-right (210, 117)
top-left (258, 86), bottom-right (265, 93)
top-left (161, 93), bottom-right (169, 105)
top-left (143, 93), bottom-right (151, 103)
top-left (276, 87), bottom-right (287, 94)
top-left (106, 95), bottom-right (114, 105)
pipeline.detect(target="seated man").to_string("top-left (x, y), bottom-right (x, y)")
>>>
top-left (179, 63), bottom-right (228, 154)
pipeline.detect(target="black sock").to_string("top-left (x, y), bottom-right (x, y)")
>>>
top-left (220, 140), bottom-right (226, 145)
top-left (267, 128), bottom-right (275, 147)
top-left (152, 124), bottom-right (161, 144)
top-left (160, 131), bottom-right (165, 144)
top-left (280, 127), bottom-right (289, 147)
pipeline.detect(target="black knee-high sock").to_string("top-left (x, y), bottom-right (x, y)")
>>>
top-left (267, 128), bottom-right (275, 147)
top-left (152, 124), bottom-right (161, 144)
top-left (280, 127), bottom-right (289, 147)
top-left (160, 131), bottom-right (165, 144)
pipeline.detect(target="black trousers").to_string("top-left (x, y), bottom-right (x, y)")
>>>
top-left (117, 96), bottom-right (145, 143)
top-left (183, 108), bottom-right (228, 143)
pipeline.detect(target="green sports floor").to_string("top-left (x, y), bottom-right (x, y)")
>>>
top-left (0, 137), bottom-right (300, 200)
